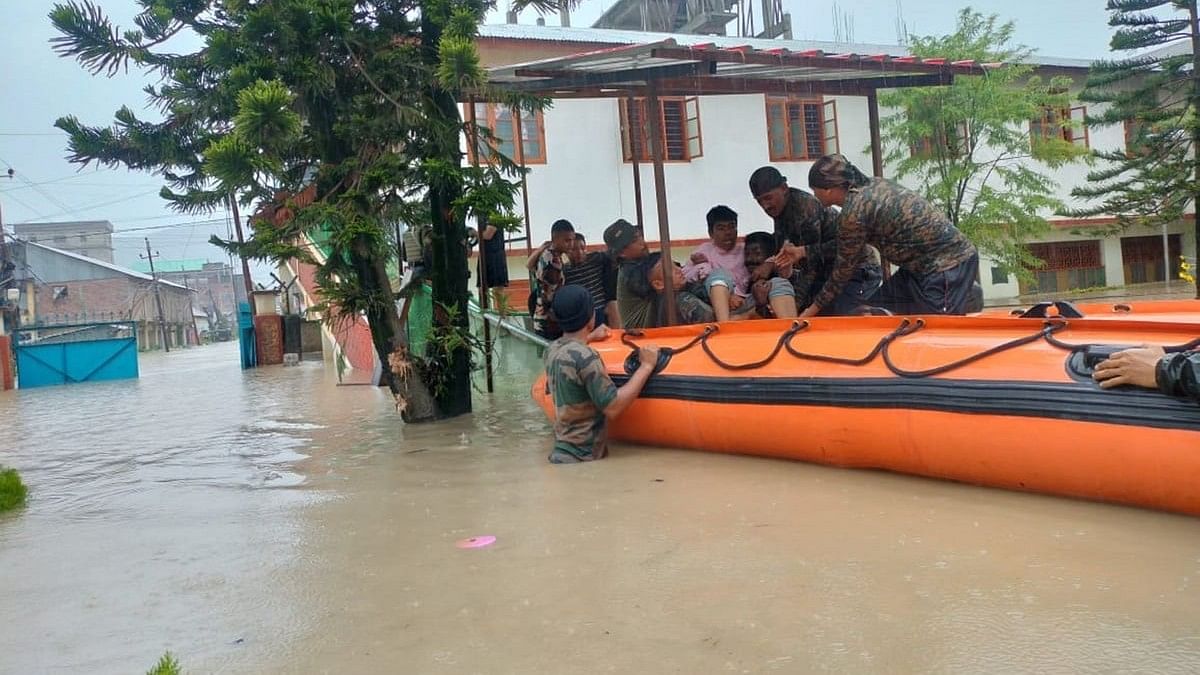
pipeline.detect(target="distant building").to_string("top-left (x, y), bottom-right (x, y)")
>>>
top-left (7, 238), bottom-right (196, 350)
top-left (128, 258), bottom-right (239, 318)
top-left (11, 220), bottom-right (115, 263)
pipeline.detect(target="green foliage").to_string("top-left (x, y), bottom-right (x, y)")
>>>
top-left (51, 0), bottom-right (553, 419)
top-left (1069, 0), bottom-right (1200, 297)
top-left (879, 9), bottom-right (1088, 278)
top-left (413, 302), bottom-right (484, 399)
top-left (0, 467), bottom-right (27, 513)
top-left (146, 651), bottom-right (182, 675)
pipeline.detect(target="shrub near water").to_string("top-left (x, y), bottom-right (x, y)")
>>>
top-left (146, 652), bottom-right (182, 675)
top-left (0, 466), bottom-right (27, 512)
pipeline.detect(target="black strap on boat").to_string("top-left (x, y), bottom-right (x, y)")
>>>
top-left (618, 318), bottom-right (1199, 380)
top-left (881, 320), bottom-right (1068, 378)
top-left (621, 325), bottom-right (713, 375)
top-left (699, 321), bottom-right (807, 371)
top-left (785, 318), bottom-right (922, 366)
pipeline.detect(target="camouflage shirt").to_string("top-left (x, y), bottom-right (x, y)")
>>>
top-left (544, 337), bottom-right (619, 461)
top-left (774, 187), bottom-right (878, 305)
top-left (533, 249), bottom-right (566, 334)
top-left (812, 178), bottom-right (977, 311)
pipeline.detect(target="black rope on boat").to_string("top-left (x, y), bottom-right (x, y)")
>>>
top-left (1044, 328), bottom-right (1200, 354)
top-left (699, 321), bottom-right (807, 371)
top-left (783, 318), bottom-right (922, 365)
top-left (881, 321), bottom-right (1068, 379)
top-left (620, 324), bottom-right (715, 375)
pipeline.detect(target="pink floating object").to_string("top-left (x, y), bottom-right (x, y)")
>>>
top-left (456, 535), bottom-right (496, 549)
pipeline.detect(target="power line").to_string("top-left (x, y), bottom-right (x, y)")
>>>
top-left (20, 189), bottom-right (162, 223)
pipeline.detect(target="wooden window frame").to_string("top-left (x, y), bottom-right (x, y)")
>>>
top-left (765, 97), bottom-right (838, 162)
top-left (466, 103), bottom-right (547, 165)
top-left (1031, 105), bottom-right (1089, 149)
top-left (909, 120), bottom-right (970, 160)
top-left (619, 97), bottom-right (704, 163)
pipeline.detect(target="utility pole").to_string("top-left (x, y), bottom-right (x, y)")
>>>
top-left (140, 238), bottom-right (171, 353)
top-left (0, 168), bottom-right (13, 337)
top-left (183, 273), bottom-right (200, 346)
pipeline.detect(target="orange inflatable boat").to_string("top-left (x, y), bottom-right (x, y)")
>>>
top-left (990, 298), bottom-right (1200, 322)
top-left (532, 314), bottom-right (1200, 515)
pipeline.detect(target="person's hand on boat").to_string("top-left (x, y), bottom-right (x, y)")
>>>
top-left (637, 345), bottom-right (660, 371)
top-left (729, 295), bottom-right (745, 311)
top-left (798, 302), bottom-right (822, 318)
top-left (1093, 345), bottom-right (1165, 390)
top-left (587, 324), bottom-right (611, 343)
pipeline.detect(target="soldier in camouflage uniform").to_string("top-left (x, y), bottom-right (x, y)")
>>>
top-left (642, 252), bottom-right (715, 326)
top-left (748, 166), bottom-right (882, 315)
top-left (544, 285), bottom-right (660, 463)
top-left (794, 155), bottom-right (979, 316)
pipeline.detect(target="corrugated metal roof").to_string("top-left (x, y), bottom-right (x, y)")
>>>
top-left (477, 23), bottom-right (1094, 70)
top-left (21, 239), bottom-right (192, 291)
top-left (487, 37), bottom-right (997, 97)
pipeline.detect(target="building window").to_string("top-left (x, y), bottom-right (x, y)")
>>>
top-left (1121, 234), bottom-right (1183, 284)
top-left (1031, 105), bottom-right (1088, 149)
top-left (1023, 240), bottom-right (1105, 294)
top-left (466, 103), bottom-right (546, 165)
top-left (910, 121), bottom-right (970, 160)
top-left (990, 266), bottom-right (1009, 285)
top-left (620, 97), bottom-right (703, 162)
top-left (765, 97), bottom-right (837, 161)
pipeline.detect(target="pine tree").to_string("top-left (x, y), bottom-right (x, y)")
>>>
top-left (1070, 0), bottom-right (1200, 298)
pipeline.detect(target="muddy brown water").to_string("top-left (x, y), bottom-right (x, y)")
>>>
top-left (2, 338), bottom-right (1199, 674)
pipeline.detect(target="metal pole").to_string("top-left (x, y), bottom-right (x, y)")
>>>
top-left (467, 97), bottom-right (494, 393)
top-left (628, 98), bottom-right (646, 231)
top-left (867, 90), bottom-right (884, 178)
top-left (141, 237), bottom-right (171, 352)
top-left (228, 194), bottom-right (256, 315)
top-left (513, 109), bottom-right (534, 256)
top-left (645, 85), bottom-right (677, 325)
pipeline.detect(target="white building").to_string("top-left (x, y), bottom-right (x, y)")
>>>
top-left (472, 24), bottom-right (1196, 304)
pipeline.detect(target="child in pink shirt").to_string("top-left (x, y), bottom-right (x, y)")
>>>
top-left (681, 206), bottom-right (753, 322)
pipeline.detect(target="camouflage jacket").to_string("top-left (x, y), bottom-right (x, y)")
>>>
top-left (544, 337), bottom-right (619, 461)
top-left (533, 249), bottom-right (566, 334)
top-left (812, 178), bottom-right (977, 311)
top-left (774, 187), bottom-right (878, 306)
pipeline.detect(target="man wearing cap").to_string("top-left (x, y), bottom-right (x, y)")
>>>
top-left (604, 219), bottom-right (714, 328)
top-left (604, 219), bottom-right (654, 328)
top-left (748, 166), bottom-right (882, 315)
top-left (543, 285), bottom-right (661, 463)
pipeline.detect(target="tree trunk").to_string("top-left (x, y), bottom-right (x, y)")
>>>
top-left (350, 244), bottom-right (439, 421)
top-left (1190, 0), bottom-right (1200, 298)
top-left (421, 10), bottom-right (473, 418)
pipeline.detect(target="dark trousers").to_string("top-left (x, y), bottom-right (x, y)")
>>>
top-left (874, 254), bottom-right (980, 315)
top-left (813, 265), bottom-right (884, 316)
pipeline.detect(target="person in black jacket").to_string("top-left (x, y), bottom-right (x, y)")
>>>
top-left (1093, 346), bottom-right (1200, 403)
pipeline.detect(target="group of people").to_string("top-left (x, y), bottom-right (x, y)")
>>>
top-left (536, 154), bottom-right (1199, 464)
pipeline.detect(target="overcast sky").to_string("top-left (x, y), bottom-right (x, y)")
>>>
top-left (1, 0), bottom-right (1114, 273)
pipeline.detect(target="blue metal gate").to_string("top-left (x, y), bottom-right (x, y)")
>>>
top-left (13, 322), bottom-right (139, 388)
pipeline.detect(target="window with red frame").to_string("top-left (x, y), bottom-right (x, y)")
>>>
top-left (765, 97), bottom-right (838, 161)
top-left (1031, 105), bottom-right (1089, 149)
top-left (619, 97), bottom-right (702, 162)
top-left (466, 103), bottom-right (546, 164)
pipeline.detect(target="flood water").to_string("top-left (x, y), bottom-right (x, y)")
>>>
top-left (2, 337), bottom-right (1200, 673)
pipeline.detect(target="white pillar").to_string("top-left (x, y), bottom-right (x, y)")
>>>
top-left (1102, 236), bottom-right (1124, 288)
